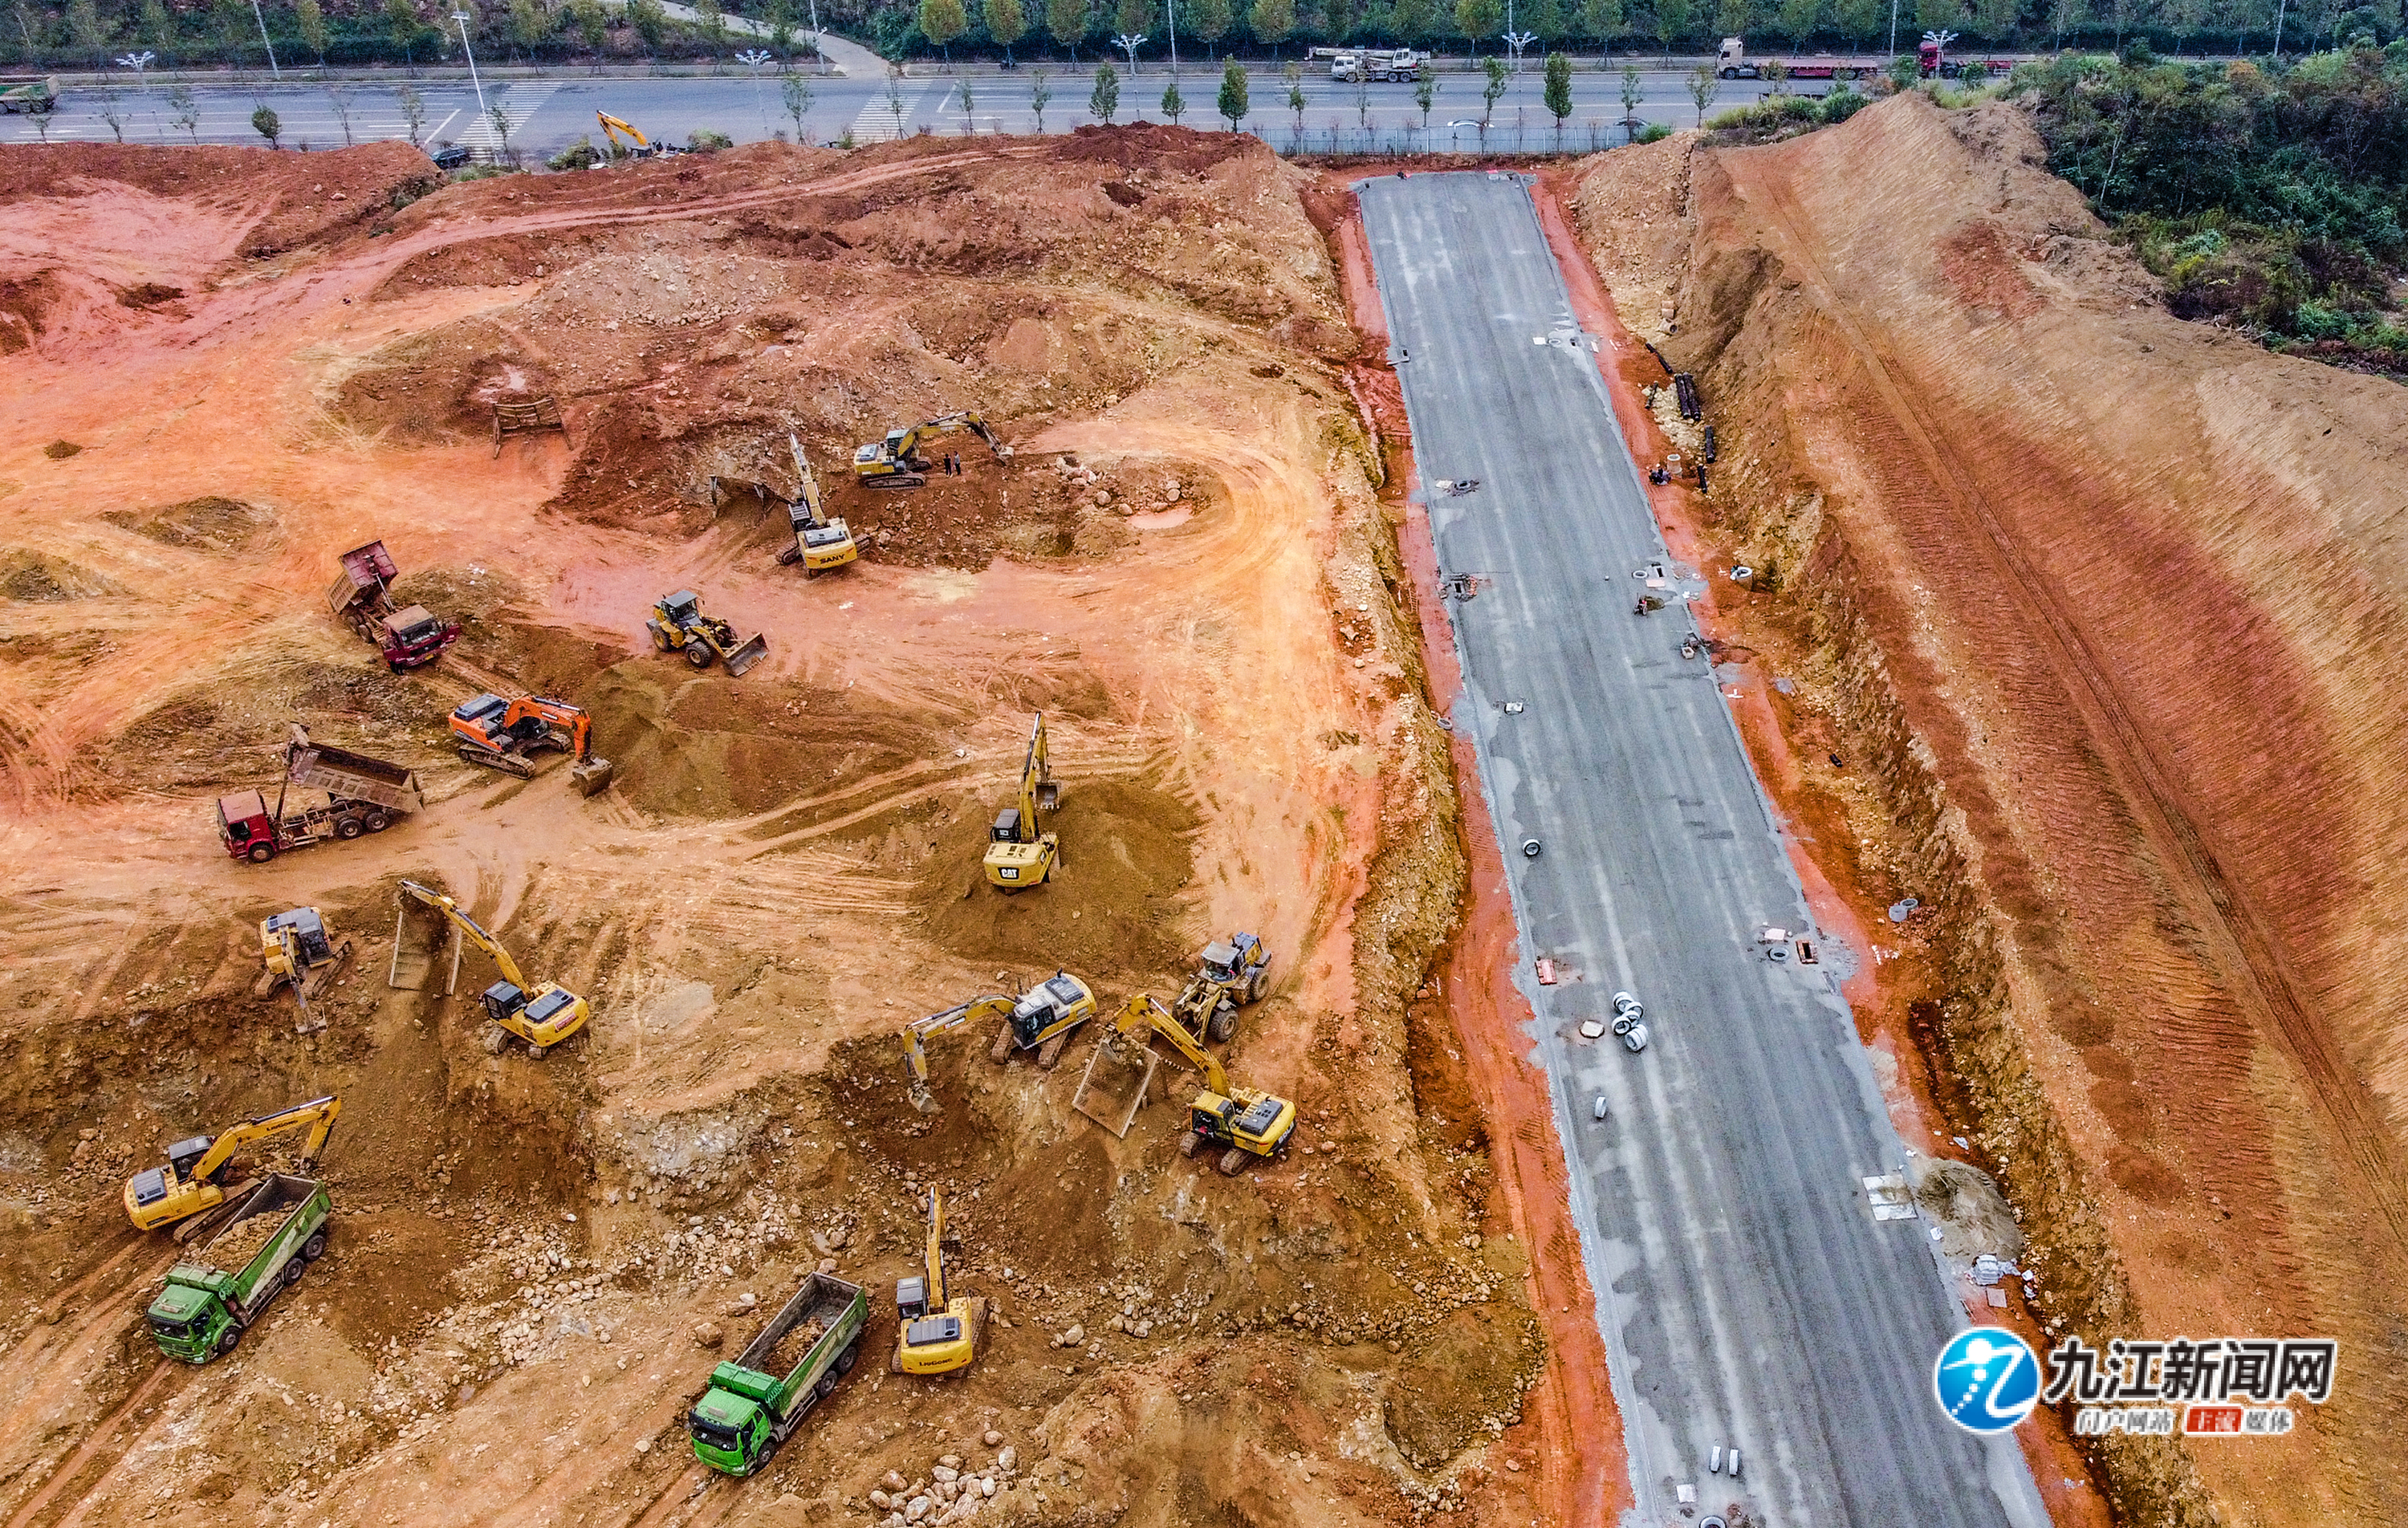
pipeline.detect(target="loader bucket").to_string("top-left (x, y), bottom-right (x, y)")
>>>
top-left (571, 757), bottom-right (615, 797)
top-left (724, 632), bottom-right (769, 678)
top-left (1071, 1036), bottom-right (1158, 1139)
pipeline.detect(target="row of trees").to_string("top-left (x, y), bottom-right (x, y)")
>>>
top-left (7, 0), bottom-right (2393, 68)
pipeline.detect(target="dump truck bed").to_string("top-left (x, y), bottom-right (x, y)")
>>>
top-left (284, 729), bottom-right (424, 815)
top-left (187, 1173), bottom-right (325, 1310)
top-left (734, 1271), bottom-right (862, 1392)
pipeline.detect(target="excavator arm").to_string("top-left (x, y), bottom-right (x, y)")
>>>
top-left (787, 433), bottom-right (828, 530)
top-left (397, 880), bottom-right (530, 990)
top-left (128, 1095), bottom-right (340, 1230)
top-left (924, 1189), bottom-right (948, 1309)
top-left (185, 1095), bottom-right (344, 1185)
top-left (597, 111), bottom-right (649, 154)
top-left (902, 996), bottom-right (1016, 1113)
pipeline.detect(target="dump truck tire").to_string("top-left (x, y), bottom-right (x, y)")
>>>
top-left (364, 811), bottom-right (391, 832)
top-left (284, 1258), bottom-right (306, 1286)
top-left (246, 843), bottom-right (276, 864)
top-left (218, 1326), bottom-right (242, 1355)
top-left (303, 1232), bottom-right (327, 1261)
top-left (335, 816), bottom-right (364, 840)
top-left (836, 1340), bottom-right (858, 1374)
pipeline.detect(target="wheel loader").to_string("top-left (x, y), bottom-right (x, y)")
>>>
top-left (1071, 994), bottom-right (1298, 1175)
top-left (983, 713), bottom-right (1060, 891)
top-left (900, 971), bottom-right (1096, 1113)
top-left (646, 590), bottom-right (768, 677)
top-left (1170, 933), bottom-right (1271, 1046)
top-left (852, 410), bottom-right (1012, 490)
top-left (449, 693), bottom-right (615, 794)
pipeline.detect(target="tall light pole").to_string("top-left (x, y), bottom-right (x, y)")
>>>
top-left (453, 11), bottom-right (487, 119)
top-left (1113, 31), bottom-right (1146, 74)
top-left (738, 47), bottom-right (772, 132)
top-left (247, 0), bottom-right (281, 78)
top-left (1886, 0), bottom-right (1898, 60)
top-left (1165, 0), bottom-right (1178, 78)
top-left (807, 0), bottom-right (825, 74)
top-left (116, 51), bottom-right (157, 140)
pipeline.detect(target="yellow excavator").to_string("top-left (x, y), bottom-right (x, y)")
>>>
top-left (893, 1188), bottom-right (983, 1376)
top-left (395, 880), bottom-right (591, 1054)
top-left (982, 713), bottom-right (1060, 891)
top-left (901, 971), bottom-right (1096, 1112)
top-left (255, 908), bottom-right (354, 1032)
top-left (852, 410), bottom-right (1013, 489)
top-left (124, 1095), bottom-right (342, 1233)
top-left (597, 111), bottom-right (669, 158)
top-left (775, 433), bottom-right (859, 576)
top-left (1071, 994), bottom-right (1298, 1176)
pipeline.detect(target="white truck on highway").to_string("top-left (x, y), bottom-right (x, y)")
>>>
top-left (1319, 47), bottom-right (1430, 82)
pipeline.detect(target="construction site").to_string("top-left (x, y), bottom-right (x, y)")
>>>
top-left (0, 80), bottom-right (2400, 1528)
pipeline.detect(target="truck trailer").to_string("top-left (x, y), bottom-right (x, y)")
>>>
top-left (216, 725), bottom-right (422, 862)
top-left (147, 1174), bottom-right (331, 1363)
top-left (327, 540), bottom-right (459, 671)
top-left (689, 1271), bottom-right (868, 1477)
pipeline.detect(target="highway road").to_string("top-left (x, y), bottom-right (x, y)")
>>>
top-left (0, 64), bottom-right (1769, 156)
top-left (1357, 173), bottom-right (2052, 1526)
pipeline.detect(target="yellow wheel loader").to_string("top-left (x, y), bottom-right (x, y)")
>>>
top-left (1072, 994), bottom-right (1298, 1176)
top-left (647, 590), bottom-right (769, 677)
top-left (900, 971), bottom-right (1096, 1112)
top-left (124, 1095), bottom-right (340, 1234)
top-left (982, 713), bottom-right (1060, 891)
top-left (852, 410), bottom-right (1012, 489)
top-left (394, 880), bottom-right (591, 1053)
top-left (892, 1188), bottom-right (984, 1376)
top-left (1171, 933), bottom-right (1271, 1046)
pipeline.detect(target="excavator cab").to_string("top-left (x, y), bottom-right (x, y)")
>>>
top-left (260, 908), bottom-right (333, 976)
top-left (481, 980), bottom-right (589, 1050)
top-left (893, 1189), bottom-right (982, 1376)
top-left (1190, 1088), bottom-right (1298, 1168)
top-left (1008, 974), bottom-right (1092, 1050)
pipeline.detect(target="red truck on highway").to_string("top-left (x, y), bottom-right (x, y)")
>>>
top-left (1716, 36), bottom-right (2017, 81)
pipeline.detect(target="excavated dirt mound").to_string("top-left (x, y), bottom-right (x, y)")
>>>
top-left (1588, 94), bottom-right (2408, 1526)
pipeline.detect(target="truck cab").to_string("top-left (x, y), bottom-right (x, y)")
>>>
top-left (688, 1377), bottom-right (776, 1475)
top-left (147, 1275), bottom-right (238, 1362)
top-left (215, 790), bottom-right (280, 861)
top-left (376, 604), bottom-right (458, 669)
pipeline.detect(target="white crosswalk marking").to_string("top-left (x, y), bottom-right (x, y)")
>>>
top-left (461, 81), bottom-right (559, 153)
top-left (846, 83), bottom-right (929, 143)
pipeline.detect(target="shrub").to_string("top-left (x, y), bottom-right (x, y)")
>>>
top-left (549, 136), bottom-right (602, 170)
top-left (688, 129), bottom-right (734, 151)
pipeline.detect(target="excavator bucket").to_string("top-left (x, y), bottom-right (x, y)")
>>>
top-left (1071, 1036), bottom-right (1158, 1139)
top-left (388, 902), bottom-right (437, 990)
top-left (571, 757), bottom-right (615, 796)
top-left (1035, 779), bottom-right (1061, 812)
top-left (723, 632), bottom-right (769, 678)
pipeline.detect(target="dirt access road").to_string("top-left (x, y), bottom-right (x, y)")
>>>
top-left (0, 131), bottom-right (1558, 1528)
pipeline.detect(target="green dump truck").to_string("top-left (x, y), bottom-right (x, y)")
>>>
top-left (0, 76), bottom-right (56, 114)
top-left (688, 1270), bottom-right (868, 1477)
top-left (147, 1174), bottom-right (330, 1363)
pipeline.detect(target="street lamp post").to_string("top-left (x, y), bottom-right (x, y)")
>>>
top-left (738, 47), bottom-right (772, 133)
top-left (246, 0), bottom-right (280, 79)
top-left (453, 11), bottom-right (487, 119)
top-left (807, 0), bottom-right (825, 75)
top-left (1113, 32), bottom-right (1145, 75)
top-left (1165, 0), bottom-right (1178, 78)
top-left (116, 51), bottom-right (157, 140)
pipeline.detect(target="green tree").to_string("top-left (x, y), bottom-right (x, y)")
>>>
top-left (1655, 0), bottom-right (1693, 58)
top-left (1480, 52), bottom-right (1506, 120)
top-left (1161, 75), bottom-right (1185, 120)
top-left (1714, 0), bottom-right (1752, 42)
top-left (488, 100), bottom-right (517, 161)
top-left (782, 67), bottom-right (814, 137)
top-left (1413, 68), bottom-right (1436, 124)
top-left (1776, 0), bottom-right (1816, 43)
top-left (570, 0), bottom-right (608, 51)
top-left (1218, 57), bottom-right (1248, 124)
top-left (628, 0), bottom-right (668, 51)
top-left (1582, 0), bottom-right (1623, 42)
top-left (695, 0), bottom-right (726, 43)
top-left (295, 0), bottom-right (329, 59)
top-left (397, 82), bottom-right (427, 141)
top-left (1090, 58), bottom-right (1120, 116)
top-left (167, 81), bottom-right (200, 141)
top-left (97, 87), bottom-right (127, 140)
top-left (1048, 0), bottom-right (1090, 51)
top-left (1525, 0), bottom-right (1564, 39)
top-left (1251, 0), bottom-right (1297, 48)
top-left (327, 83), bottom-right (356, 142)
top-left (1031, 66), bottom-right (1053, 128)
top-left (1619, 59), bottom-right (1641, 136)
top-left (1685, 59), bottom-right (1716, 120)
top-left (253, 104), bottom-right (283, 145)
top-left (1913, 0), bottom-right (1963, 37)
top-left (1831, 0), bottom-right (1878, 43)
top-left (921, 0), bottom-right (971, 54)
top-left (1286, 57), bottom-right (1306, 128)
top-left (1457, 0), bottom-right (1502, 47)
top-left (1390, 0), bottom-right (1435, 38)
top-left (142, 0), bottom-right (175, 58)
top-left (1188, 0), bottom-right (1234, 51)
top-left (507, 0), bottom-right (552, 56)
top-left (1543, 47), bottom-right (1572, 131)
top-left (1115, 0), bottom-right (1151, 41)
top-left (1969, 0), bottom-right (2012, 39)
top-left (988, 0), bottom-right (1029, 57)
top-left (66, 0), bottom-right (110, 50)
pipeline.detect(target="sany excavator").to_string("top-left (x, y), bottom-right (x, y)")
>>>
top-left (124, 1095), bottom-right (341, 1234)
top-left (983, 713), bottom-right (1060, 891)
top-left (852, 411), bottom-right (1013, 490)
top-left (395, 880), bottom-right (591, 1054)
top-left (1071, 994), bottom-right (1298, 1176)
top-left (449, 693), bottom-right (615, 795)
top-left (893, 1188), bottom-right (983, 1376)
top-left (901, 971), bottom-right (1096, 1113)
top-left (597, 111), bottom-right (672, 158)
top-left (256, 907), bottom-right (353, 1032)
top-left (776, 433), bottom-right (859, 576)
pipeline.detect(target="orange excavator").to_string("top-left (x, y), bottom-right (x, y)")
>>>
top-left (449, 693), bottom-right (614, 795)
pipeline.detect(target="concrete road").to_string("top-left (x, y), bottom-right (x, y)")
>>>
top-left (1357, 173), bottom-right (2050, 1527)
top-left (0, 65), bottom-right (1758, 155)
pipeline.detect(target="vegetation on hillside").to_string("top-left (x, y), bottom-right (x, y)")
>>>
top-left (2020, 45), bottom-right (2408, 374)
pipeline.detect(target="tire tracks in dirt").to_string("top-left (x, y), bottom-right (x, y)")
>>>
top-left (1730, 161), bottom-right (2408, 1246)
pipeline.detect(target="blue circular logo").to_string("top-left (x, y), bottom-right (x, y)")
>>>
top-left (1933, 1327), bottom-right (2041, 1434)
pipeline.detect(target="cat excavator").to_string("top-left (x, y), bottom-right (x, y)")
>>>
top-left (123, 1095), bottom-right (342, 1234)
top-left (892, 1188), bottom-right (983, 1376)
top-left (901, 971), bottom-right (1096, 1113)
top-left (394, 880), bottom-right (591, 1053)
top-left (1071, 994), bottom-right (1299, 1176)
top-left (256, 907), bottom-right (353, 1031)
top-left (852, 411), bottom-right (1012, 489)
top-left (448, 693), bottom-right (615, 794)
top-left (982, 713), bottom-right (1060, 891)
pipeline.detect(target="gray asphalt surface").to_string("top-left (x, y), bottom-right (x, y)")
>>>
top-left (1, 67), bottom-right (1758, 154)
top-left (1357, 173), bottom-right (2051, 1527)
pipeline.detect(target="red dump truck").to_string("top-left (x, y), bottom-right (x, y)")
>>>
top-left (216, 725), bottom-right (423, 863)
top-left (327, 540), bottom-right (458, 671)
